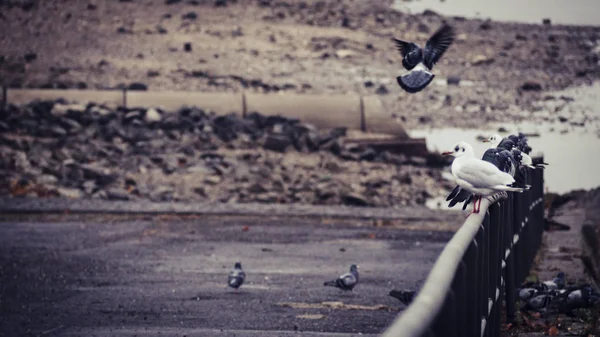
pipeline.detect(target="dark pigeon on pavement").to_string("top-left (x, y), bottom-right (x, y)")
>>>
top-left (323, 264), bottom-right (359, 291)
top-left (228, 261), bottom-right (246, 291)
top-left (389, 289), bottom-right (417, 306)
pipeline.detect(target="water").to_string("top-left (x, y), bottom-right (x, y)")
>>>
top-left (393, 0), bottom-right (600, 26)
top-left (411, 125), bottom-right (600, 196)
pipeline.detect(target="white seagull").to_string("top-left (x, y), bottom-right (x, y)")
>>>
top-left (442, 141), bottom-right (528, 214)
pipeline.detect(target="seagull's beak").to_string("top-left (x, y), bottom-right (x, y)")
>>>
top-left (441, 151), bottom-right (453, 156)
top-left (482, 139), bottom-right (490, 143)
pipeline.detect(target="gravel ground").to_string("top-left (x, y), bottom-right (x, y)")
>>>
top-left (1, 0), bottom-right (599, 130)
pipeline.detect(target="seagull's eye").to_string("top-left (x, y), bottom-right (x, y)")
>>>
top-left (454, 146), bottom-right (459, 152)
top-left (461, 147), bottom-right (465, 152)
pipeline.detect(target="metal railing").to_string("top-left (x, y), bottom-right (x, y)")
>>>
top-left (383, 167), bottom-right (545, 337)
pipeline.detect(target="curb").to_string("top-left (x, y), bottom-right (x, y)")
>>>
top-left (0, 197), bottom-right (460, 223)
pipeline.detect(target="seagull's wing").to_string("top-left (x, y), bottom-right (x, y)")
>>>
top-left (423, 24), bottom-right (455, 69)
top-left (391, 38), bottom-right (414, 58)
top-left (456, 159), bottom-right (514, 188)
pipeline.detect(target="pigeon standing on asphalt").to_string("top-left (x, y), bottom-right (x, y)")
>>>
top-left (389, 290), bottom-right (417, 306)
top-left (228, 261), bottom-right (246, 291)
top-left (323, 264), bottom-right (359, 291)
top-left (392, 23), bottom-right (455, 93)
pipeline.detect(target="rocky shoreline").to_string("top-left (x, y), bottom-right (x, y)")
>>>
top-left (0, 100), bottom-right (453, 207)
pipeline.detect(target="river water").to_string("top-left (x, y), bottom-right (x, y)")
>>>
top-left (393, 0), bottom-right (600, 26)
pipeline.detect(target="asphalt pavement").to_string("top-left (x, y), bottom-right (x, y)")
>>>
top-left (0, 200), bottom-right (462, 337)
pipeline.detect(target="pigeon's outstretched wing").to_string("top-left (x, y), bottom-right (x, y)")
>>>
top-left (423, 24), bottom-right (455, 69)
top-left (392, 38), bottom-right (414, 58)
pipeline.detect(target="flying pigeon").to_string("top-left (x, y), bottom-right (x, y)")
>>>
top-left (392, 23), bottom-right (455, 93)
top-left (389, 290), bottom-right (417, 306)
top-left (227, 261), bottom-right (246, 291)
top-left (323, 264), bottom-right (359, 291)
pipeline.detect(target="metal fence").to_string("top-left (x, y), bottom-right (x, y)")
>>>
top-left (382, 167), bottom-right (545, 337)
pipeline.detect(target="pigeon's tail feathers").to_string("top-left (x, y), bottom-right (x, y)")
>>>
top-left (396, 69), bottom-right (435, 94)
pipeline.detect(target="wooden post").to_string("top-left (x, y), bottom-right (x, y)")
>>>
top-left (122, 88), bottom-right (127, 109)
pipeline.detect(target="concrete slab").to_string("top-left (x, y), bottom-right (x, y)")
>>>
top-left (0, 213), bottom-right (455, 336)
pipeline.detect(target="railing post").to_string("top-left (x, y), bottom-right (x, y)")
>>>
top-left (505, 191), bottom-right (517, 323)
top-left (465, 242), bottom-right (479, 337)
top-left (454, 261), bottom-right (468, 337)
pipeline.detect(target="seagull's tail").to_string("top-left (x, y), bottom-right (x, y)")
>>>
top-left (396, 69), bottom-right (435, 94)
top-left (493, 185), bottom-right (529, 193)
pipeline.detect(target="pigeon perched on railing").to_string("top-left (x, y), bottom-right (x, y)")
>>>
top-left (389, 290), bottom-right (417, 306)
top-left (391, 24), bottom-right (455, 93)
top-left (227, 261), bottom-right (246, 291)
top-left (323, 264), bottom-right (359, 291)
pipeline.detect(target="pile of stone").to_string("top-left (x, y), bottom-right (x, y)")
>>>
top-left (0, 100), bottom-right (451, 206)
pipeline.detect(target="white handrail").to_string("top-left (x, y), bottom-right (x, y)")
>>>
top-left (382, 193), bottom-right (506, 337)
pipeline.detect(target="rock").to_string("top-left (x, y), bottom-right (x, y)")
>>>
top-left (447, 76), bottom-right (460, 85)
top-left (418, 116), bottom-right (432, 124)
top-left (156, 25), bottom-right (168, 34)
top-left (144, 108), bottom-right (162, 123)
top-left (471, 54), bottom-right (494, 66)
top-left (149, 185), bottom-right (175, 202)
top-left (479, 19), bottom-right (492, 30)
top-left (263, 134), bottom-right (291, 153)
top-left (375, 85), bottom-right (389, 95)
top-left (128, 82), bottom-right (148, 91)
top-left (542, 18), bottom-right (551, 25)
top-left (165, 0), bottom-right (181, 3)
top-left (147, 70), bottom-right (160, 77)
top-left (58, 187), bottom-right (84, 199)
top-left (341, 192), bottom-right (369, 207)
top-left (182, 11), bottom-right (197, 20)
top-left (51, 103), bottom-right (87, 117)
top-left (106, 187), bottom-right (130, 200)
top-left (248, 183), bottom-right (268, 194)
top-left (558, 116), bottom-right (568, 123)
top-left (364, 81), bottom-right (374, 88)
top-left (521, 81), bottom-right (542, 91)
top-left (80, 163), bottom-right (118, 186)
top-left (37, 174), bottom-right (58, 185)
top-left (23, 52), bottom-right (37, 63)
top-left (215, 0), bottom-right (227, 6)
top-left (116, 26), bottom-right (133, 34)
top-left (335, 49), bottom-right (355, 58)
top-left (184, 42), bottom-right (192, 52)
top-left (204, 175), bottom-right (222, 185)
